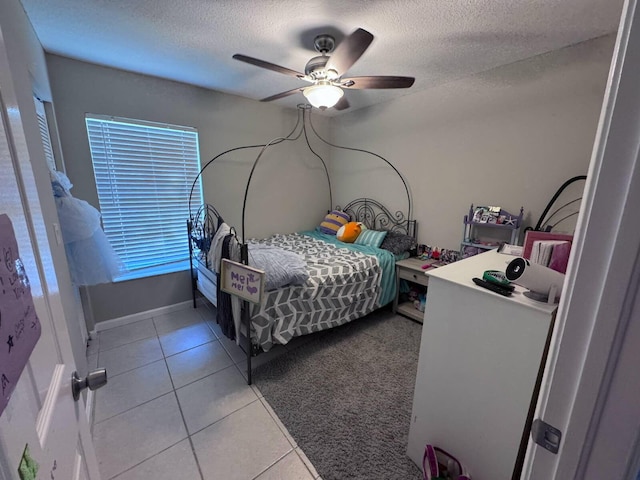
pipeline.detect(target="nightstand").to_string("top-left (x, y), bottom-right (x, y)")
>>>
top-left (393, 257), bottom-right (437, 323)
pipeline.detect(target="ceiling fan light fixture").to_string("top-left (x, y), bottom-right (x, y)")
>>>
top-left (303, 84), bottom-right (344, 109)
top-left (234, 28), bottom-right (415, 111)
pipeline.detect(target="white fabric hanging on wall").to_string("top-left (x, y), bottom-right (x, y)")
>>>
top-left (51, 170), bottom-right (124, 285)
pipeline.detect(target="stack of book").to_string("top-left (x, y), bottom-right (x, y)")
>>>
top-left (530, 240), bottom-right (571, 274)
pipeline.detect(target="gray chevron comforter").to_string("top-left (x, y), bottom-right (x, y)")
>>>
top-left (246, 231), bottom-right (396, 351)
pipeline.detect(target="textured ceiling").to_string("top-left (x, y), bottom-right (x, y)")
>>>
top-left (20, 0), bottom-right (623, 115)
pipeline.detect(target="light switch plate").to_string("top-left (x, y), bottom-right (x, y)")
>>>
top-left (53, 222), bottom-right (62, 245)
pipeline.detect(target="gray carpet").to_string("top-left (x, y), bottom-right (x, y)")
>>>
top-left (253, 309), bottom-right (423, 480)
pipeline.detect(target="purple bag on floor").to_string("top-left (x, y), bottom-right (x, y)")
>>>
top-left (423, 445), bottom-right (471, 480)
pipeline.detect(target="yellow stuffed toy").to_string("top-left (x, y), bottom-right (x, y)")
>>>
top-left (336, 222), bottom-right (363, 243)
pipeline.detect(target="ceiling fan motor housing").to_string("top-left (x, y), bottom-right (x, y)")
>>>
top-left (305, 55), bottom-right (331, 78)
top-left (313, 34), bottom-right (335, 54)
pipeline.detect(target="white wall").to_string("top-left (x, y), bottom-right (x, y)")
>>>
top-left (46, 33), bottom-right (614, 323)
top-left (46, 55), bottom-right (332, 323)
top-left (0, 0), bottom-right (87, 372)
top-left (331, 35), bottom-right (615, 250)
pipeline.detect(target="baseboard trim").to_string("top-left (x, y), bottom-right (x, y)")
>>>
top-left (196, 297), bottom-right (208, 307)
top-left (95, 300), bottom-right (194, 332)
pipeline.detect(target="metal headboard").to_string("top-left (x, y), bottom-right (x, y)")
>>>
top-left (339, 198), bottom-right (416, 239)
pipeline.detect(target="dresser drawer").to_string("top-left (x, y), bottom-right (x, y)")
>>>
top-left (398, 267), bottom-right (429, 287)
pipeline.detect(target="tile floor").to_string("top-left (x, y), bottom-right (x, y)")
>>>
top-left (88, 302), bottom-right (321, 480)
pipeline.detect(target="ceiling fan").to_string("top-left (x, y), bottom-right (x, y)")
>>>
top-left (232, 28), bottom-right (415, 110)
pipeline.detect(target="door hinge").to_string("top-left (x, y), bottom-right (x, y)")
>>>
top-left (531, 418), bottom-right (562, 454)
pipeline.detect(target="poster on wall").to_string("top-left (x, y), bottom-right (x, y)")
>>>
top-left (0, 214), bottom-right (42, 417)
top-left (220, 259), bottom-right (265, 304)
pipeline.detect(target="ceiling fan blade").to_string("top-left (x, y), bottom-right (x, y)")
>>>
top-left (340, 76), bottom-right (415, 89)
top-left (233, 54), bottom-right (305, 79)
top-left (260, 88), bottom-right (303, 102)
top-left (333, 96), bottom-right (350, 111)
top-left (325, 28), bottom-right (374, 76)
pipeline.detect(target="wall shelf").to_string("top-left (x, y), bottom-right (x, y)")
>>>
top-left (463, 221), bottom-right (520, 229)
top-left (461, 204), bottom-right (524, 258)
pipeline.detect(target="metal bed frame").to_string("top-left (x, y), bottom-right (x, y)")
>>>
top-left (187, 105), bottom-right (414, 384)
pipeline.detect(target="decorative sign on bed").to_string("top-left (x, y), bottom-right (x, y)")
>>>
top-left (220, 259), bottom-right (265, 304)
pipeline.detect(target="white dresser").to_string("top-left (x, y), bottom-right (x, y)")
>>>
top-left (407, 250), bottom-right (557, 479)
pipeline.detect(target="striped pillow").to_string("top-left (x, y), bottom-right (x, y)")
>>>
top-left (354, 229), bottom-right (388, 248)
top-left (319, 210), bottom-right (350, 235)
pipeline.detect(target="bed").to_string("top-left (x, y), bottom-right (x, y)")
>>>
top-left (188, 198), bottom-right (416, 383)
top-left (187, 105), bottom-right (416, 383)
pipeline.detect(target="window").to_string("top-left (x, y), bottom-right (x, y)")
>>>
top-left (85, 114), bottom-right (202, 280)
top-left (34, 97), bottom-right (57, 171)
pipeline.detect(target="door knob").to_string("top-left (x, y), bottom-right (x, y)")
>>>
top-left (72, 368), bottom-right (108, 401)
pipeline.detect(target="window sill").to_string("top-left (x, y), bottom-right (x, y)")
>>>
top-left (114, 260), bottom-right (191, 282)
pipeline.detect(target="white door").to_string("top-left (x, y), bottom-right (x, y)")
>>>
top-left (523, 0), bottom-right (640, 478)
top-left (0, 29), bottom-right (100, 480)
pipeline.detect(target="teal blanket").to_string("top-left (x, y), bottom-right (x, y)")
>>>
top-left (302, 230), bottom-right (397, 306)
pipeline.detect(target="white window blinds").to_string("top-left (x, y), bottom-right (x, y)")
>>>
top-left (85, 114), bottom-right (202, 278)
top-left (34, 97), bottom-right (56, 171)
